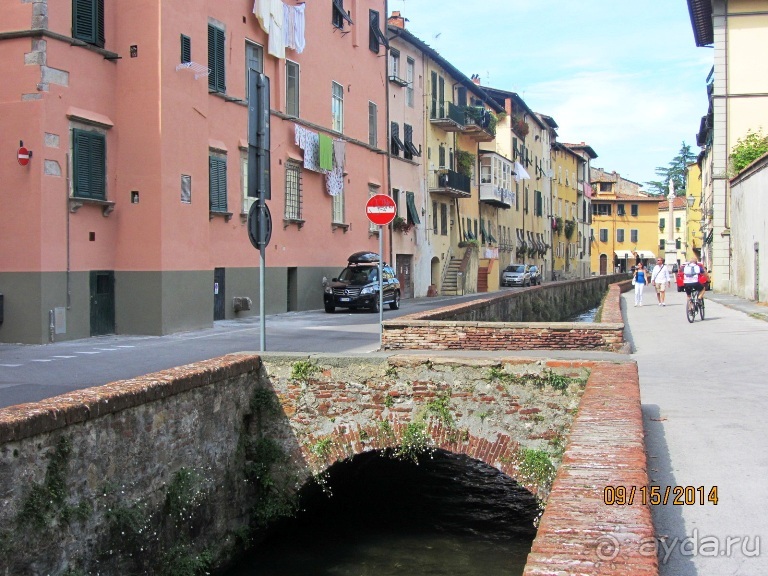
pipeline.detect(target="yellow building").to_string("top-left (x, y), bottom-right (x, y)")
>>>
top-left (685, 161), bottom-right (704, 260)
top-left (589, 168), bottom-right (662, 274)
top-left (551, 142), bottom-right (581, 278)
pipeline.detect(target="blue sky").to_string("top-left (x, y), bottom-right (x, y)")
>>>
top-left (390, 0), bottom-right (713, 189)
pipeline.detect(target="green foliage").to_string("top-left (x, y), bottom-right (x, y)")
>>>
top-left (646, 141), bottom-right (696, 195)
top-left (488, 366), bottom-right (583, 393)
top-left (250, 388), bottom-right (279, 415)
top-left (384, 365), bottom-right (398, 377)
top-left (393, 421), bottom-right (430, 463)
top-left (291, 359), bottom-right (319, 382)
top-left (730, 128), bottom-right (768, 174)
top-left (519, 448), bottom-right (556, 488)
top-left (310, 437), bottom-right (333, 459)
top-left (424, 395), bottom-right (454, 427)
top-left (564, 219), bottom-right (576, 240)
top-left (378, 419), bottom-right (395, 440)
top-left (456, 149), bottom-right (476, 178)
top-left (158, 543), bottom-right (213, 576)
top-left (165, 468), bottom-right (203, 523)
top-left (384, 394), bottom-right (394, 409)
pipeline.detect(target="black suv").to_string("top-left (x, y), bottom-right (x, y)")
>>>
top-left (323, 252), bottom-right (401, 313)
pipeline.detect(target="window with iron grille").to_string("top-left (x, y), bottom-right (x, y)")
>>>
top-left (368, 102), bottom-right (377, 147)
top-left (73, 0), bottom-right (105, 47)
top-left (208, 24), bottom-right (226, 93)
top-left (286, 60), bottom-right (299, 117)
top-left (617, 228), bottom-right (625, 243)
top-left (285, 161), bottom-right (301, 220)
top-left (73, 128), bottom-right (106, 200)
top-left (332, 81), bottom-right (344, 133)
top-left (209, 153), bottom-right (227, 212)
top-left (599, 228), bottom-right (608, 242)
top-left (631, 229), bottom-right (638, 243)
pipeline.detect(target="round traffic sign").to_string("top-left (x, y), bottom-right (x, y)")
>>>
top-left (247, 202), bottom-right (272, 249)
top-left (18, 147), bottom-right (30, 166)
top-left (366, 194), bottom-right (397, 226)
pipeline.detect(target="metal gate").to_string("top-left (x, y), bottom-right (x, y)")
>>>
top-left (214, 267), bottom-right (225, 320)
top-left (90, 271), bottom-right (115, 336)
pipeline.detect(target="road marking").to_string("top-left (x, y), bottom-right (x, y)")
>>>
top-left (95, 348), bottom-right (118, 351)
top-left (0, 364), bottom-right (22, 368)
top-left (75, 351), bottom-right (101, 355)
top-left (31, 359), bottom-right (54, 363)
top-left (115, 345), bottom-right (135, 348)
top-left (52, 355), bottom-right (77, 359)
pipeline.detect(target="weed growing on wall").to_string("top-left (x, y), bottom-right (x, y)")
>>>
top-left (244, 437), bottom-right (298, 526)
top-left (290, 359), bottom-right (319, 382)
top-left (423, 394), bottom-right (454, 427)
top-left (392, 421), bottom-right (431, 463)
top-left (158, 542), bottom-right (213, 576)
top-left (310, 437), bottom-right (333, 459)
top-left (487, 366), bottom-right (587, 393)
top-left (518, 448), bottom-right (556, 492)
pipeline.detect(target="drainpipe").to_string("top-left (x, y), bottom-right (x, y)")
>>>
top-left (385, 0), bottom-right (393, 267)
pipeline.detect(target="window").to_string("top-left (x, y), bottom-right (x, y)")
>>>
top-left (332, 0), bottom-right (352, 30)
top-left (631, 204), bottom-right (639, 217)
top-left (209, 153), bottom-right (227, 212)
top-left (659, 217), bottom-right (666, 229)
top-left (332, 187), bottom-right (344, 224)
top-left (286, 60), bottom-right (299, 117)
top-left (599, 228), bottom-right (608, 242)
top-left (430, 71), bottom-right (437, 118)
top-left (535, 190), bottom-right (543, 216)
top-left (181, 174), bottom-right (191, 204)
top-left (675, 217), bottom-right (681, 230)
top-left (438, 145), bottom-right (446, 169)
top-left (181, 35), bottom-right (191, 64)
top-left (406, 58), bottom-right (414, 107)
top-left (285, 161), bottom-right (301, 220)
top-left (660, 239), bottom-right (666, 250)
top-left (432, 201), bottom-right (438, 234)
top-left (630, 229), bottom-right (638, 243)
top-left (332, 81), bottom-right (344, 133)
top-left (440, 203), bottom-right (448, 235)
top-left (617, 229), bottom-right (625, 243)
top-left (406, 191), bottom-right (421, 225)
top-left (369, 10), bottom-right (387, 53)
top-left (390, 122), bottom-right (404, 156)
top-left (208, 24), bottom-right (226, 93)
top-left (592, 203), bottom-right (612, 216)
top-left (524, 188), bottom-right (529, 214)
top-left (73, 128), bottom-right (106, 200)
top-left (368, 186), bottom-right (379, 233)
top-left (390, 49), bottom-right (401, 79)
top-left (617, 203), bottom-right (625, 216)
top-left (245, 42), bottom-right (263, 101)
top-left (599, 182), bottom-right (611, 192)
top-left (368, 102), bottom-right (377, 147)
top-left (73, 0), bottom-right (105, 47)
top-left (676, 238), bottom-right (682, 250)
top-left (403, 124), bottom-right (419, 159)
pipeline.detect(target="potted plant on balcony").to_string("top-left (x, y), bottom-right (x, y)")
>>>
top-left (392, 216), bottom-right (412, 233)
top-left (456, 150), bottom-right (475, 178)
top-left (555, 217), bottom-right (564, 236)
top-left (511, 114), bottom-right (529, 138)
top-left (564, 218), bottom-right (576, 240)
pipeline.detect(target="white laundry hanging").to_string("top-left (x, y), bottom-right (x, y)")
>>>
top-left (267, 0), bottom-right (285, 58)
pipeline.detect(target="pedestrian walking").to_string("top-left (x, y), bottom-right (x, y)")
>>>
top-left (632, 262), bottom-right (647, 306)
top-left (650, 258), bottom-right (671, 306)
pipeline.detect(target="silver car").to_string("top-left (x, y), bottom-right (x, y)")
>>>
top-left (501, 264), bottom-right (531, 287)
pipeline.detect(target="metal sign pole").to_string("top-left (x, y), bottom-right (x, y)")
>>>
top-left (379, 227), bottom-right (384, 349)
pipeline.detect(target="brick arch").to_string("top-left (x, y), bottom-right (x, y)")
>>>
top-left (298, 420), bottom-right (540, 497)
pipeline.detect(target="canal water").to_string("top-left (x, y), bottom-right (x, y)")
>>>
top-left (567, 306), bottom-right (599, 322)
top-left (227, 450), bottom-right (538, 575)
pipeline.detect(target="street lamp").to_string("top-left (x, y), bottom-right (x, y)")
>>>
top-left (687, 195), bottom-right (695, 208)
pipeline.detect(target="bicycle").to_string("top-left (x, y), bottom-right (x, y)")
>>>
top-left (686, 290), bottom-right (706, 323)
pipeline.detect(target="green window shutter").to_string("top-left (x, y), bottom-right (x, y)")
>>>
top-left (181, 34), bottom-right (191, 64)
top-left (208, 25), bottom-right (226, 92)
top-left (406, 192), bottom-right (421, 225)
top-left (209, 156), bottom-right (227, 212)
top-left (73, 129), bottom-right (106, 200)
top-left (73, 0), bottom-right (95, 44)
top-left (97, 0), bottom-right (105, 47)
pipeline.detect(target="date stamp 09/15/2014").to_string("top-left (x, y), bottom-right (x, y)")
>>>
top-left (603, 485), bottom-right (719, 506)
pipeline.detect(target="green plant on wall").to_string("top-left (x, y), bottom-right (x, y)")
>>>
top-left (564, 218), bottom-right (576, 240)
top-left (730, 128), bottom-right (768, 175)
top-left (456, 149), bottom-right (476, 178)
top-left (519, 448), bottom-right (556, 489)
top-left (290, 359), bottom-right (319, 382)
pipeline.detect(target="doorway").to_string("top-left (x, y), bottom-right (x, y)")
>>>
top-left (396, 255), bottom-right (413, 299)
top-left (214, 267), bottom-right (225, 320)
top-left (89, 270), bottom-right (115, 336)
top-left (599, 254), bottom-right (607, 275)
top-left (287, 267), bottom-right (298, 311)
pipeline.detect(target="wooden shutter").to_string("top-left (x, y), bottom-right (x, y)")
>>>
top-left (369, 10), bottom-right (380, 53)
top-left (73, 129), bottom-right (106, 200)
top-left (209, 156), bottom-right (227, 212)
top-left (96, 0), bottom-right (105, 47)
top-left (73, 0), bottom-right (95, 44)
top-left (181, 34), bottom-right (191, 64)
top-left (208, 25), bottom-right (225, 92)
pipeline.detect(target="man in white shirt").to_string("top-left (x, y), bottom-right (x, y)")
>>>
top-left (651, 258), bottom-right (671, 306)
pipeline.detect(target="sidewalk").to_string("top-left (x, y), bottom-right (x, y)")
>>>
top-left (623, 287), bottom-right (768, 576)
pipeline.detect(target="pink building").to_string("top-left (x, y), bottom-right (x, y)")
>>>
top-left (0, 0), bottom-right (388, 343)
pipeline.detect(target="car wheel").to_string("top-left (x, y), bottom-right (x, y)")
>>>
top-left (371, 297), bottom-right (380, 313)
top-left (324, 303), bottom-right (335, 313)
top-left (389, 291), bottom-right (400, 310)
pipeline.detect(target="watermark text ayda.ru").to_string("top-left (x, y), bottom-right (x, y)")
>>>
top-left (596, 530), bottom-right (760, 564)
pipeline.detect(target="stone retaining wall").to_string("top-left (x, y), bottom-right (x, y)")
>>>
top-left (382, 276), bottom-right (632, 352)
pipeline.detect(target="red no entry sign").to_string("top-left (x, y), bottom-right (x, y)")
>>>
top-left (18, 147), bottom-right (30, 166)
top-left (365, 194), bottom-right (397, 226)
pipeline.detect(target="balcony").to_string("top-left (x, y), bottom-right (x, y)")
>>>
top-left (388, 74), bottom-right (409, 87)
top-left (429, 102), bottom-right (465, 132)
top-left (462, 106), bottom-right (496, 142)
top-left (428, 169), bottom-right (471, 198)
top-left (479, 182), bottom-right (512, 208)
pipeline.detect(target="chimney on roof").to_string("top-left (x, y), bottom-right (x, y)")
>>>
top-left (388, 11), bottom-right (408, 29)
top-left (471, 73), bottom-right (481, 85)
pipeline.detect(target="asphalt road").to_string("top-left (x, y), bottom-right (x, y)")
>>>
top-left (0, 291), bottom-right (492, 409)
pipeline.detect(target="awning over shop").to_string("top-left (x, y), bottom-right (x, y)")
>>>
top-left (614, 250), bottom-right (634, 259)
top-left (636, 250), bottom-right (656, 259)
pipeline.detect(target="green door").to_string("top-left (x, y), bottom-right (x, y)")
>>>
top-left (90, 270), bottom-right (115, 336)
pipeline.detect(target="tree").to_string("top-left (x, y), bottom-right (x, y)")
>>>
top-left (729, 129), bottom-right (768, 175)
top-left (645, 142), bottom-right (696, 196)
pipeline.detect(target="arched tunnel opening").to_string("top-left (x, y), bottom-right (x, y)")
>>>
top-left (227, 449), bottom-right (539, 575)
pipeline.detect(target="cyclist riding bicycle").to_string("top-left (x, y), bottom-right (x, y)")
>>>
top-left (682, 256), bottom-right (704, 302)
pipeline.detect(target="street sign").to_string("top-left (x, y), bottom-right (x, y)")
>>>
top-left (366, 194), bottom-right (397, 226)
top-left (247, 202), bottom-right (272, 249)
top-left (18, 147), bottom-right (30, 166)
